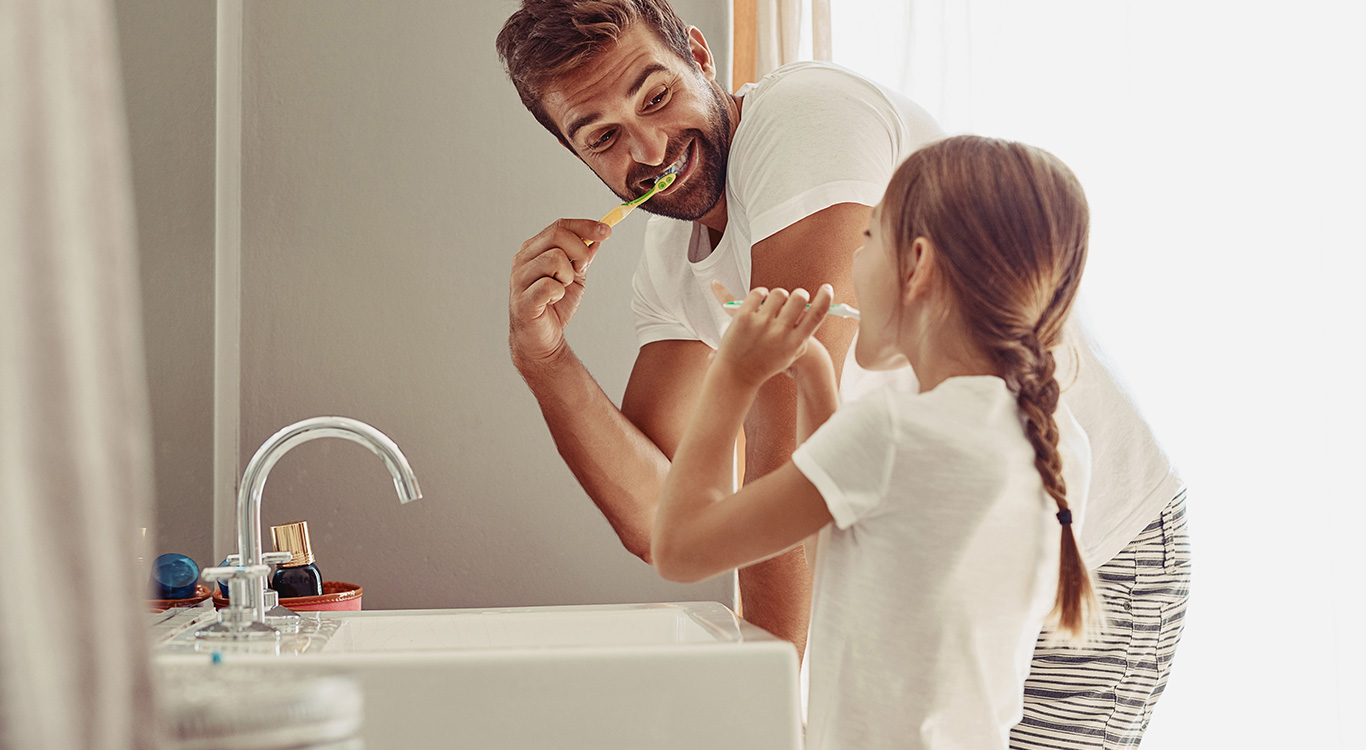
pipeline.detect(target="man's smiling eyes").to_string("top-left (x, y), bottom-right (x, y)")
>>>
top-left (584, 86), bottom-right (672, 154)
top-left (589, 130), bottom-right (615, 151)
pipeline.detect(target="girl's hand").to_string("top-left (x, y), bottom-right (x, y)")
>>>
top-left (712, 283), bottom-right (835, 389)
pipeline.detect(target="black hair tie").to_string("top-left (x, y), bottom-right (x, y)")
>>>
top-left (1056, 509), bottom-right (1072, 526)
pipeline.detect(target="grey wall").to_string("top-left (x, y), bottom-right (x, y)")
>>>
top-left (115, 0), bottom-right (217, 570)
top-left (221, 0), bottom-right (734, 610)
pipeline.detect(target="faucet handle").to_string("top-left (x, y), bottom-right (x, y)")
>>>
top-left (222, 552), bottom-right (294, 566)
top-left (196, 564), bottom-right (280, 641)
top-left (200, 563), bottom-right (271, 585)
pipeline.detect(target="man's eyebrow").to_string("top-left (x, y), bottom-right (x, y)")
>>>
top-left (565, 64), bottom-right (671, 144)
top-left (627, 63), bottom-right (669, 98)
top-left (566, 112), bottom-right (600, 144)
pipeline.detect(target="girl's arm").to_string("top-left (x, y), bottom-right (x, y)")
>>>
top-left (652, 286), bottom-right (837, 584)
top-left (792, 337), bottom-right (839, 443)
top-left (709, 278), bottom-right (840, 444)
top-left (790, 337), bottom-right (839, 570)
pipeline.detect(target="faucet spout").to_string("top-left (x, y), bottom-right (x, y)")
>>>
top-left (235, 416), bottom-right (422, 623)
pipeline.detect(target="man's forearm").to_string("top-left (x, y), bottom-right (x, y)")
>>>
top-left (737, 374), bottom-right (813, 654)
top-left (515, 344), bottom-right (669, 562)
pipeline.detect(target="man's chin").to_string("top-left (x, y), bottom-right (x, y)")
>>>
top-left (639, 191), bottom-right (722, 223)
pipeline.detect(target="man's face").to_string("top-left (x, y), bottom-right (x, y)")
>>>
top-left (541, 24), bottom-right (732, 223)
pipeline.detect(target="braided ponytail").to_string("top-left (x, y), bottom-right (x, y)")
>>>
top-left (1003, 333), bottom-right (1099, 641)
top-left (883, 135), bottom-right (1097, 641)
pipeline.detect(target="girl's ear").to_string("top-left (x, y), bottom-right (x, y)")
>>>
top-left (902, 236), bottom-right (935, 304)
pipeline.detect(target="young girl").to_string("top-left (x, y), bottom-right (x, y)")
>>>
top-left (652, 135), bottom-right (1099, 749)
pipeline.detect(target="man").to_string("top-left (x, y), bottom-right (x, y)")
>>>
top-left (496, 2), bottom-right (1188, 747)
top-left (497, 0), bottom-right (941, 655)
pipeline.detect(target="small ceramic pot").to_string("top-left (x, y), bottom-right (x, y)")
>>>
top-left (212, 581), bottom-right (362, 612)
top-left (149, 583), bottom-right (212, 613)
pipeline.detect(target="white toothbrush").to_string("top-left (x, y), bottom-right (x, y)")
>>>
top-left (722, 301), bottom-right (861, 320)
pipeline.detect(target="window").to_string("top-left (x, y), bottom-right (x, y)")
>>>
top-left (833, 2), bottom-right (1366, 746)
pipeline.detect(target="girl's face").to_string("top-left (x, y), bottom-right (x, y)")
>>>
top-left (852, 202), bottom-right (910, 370)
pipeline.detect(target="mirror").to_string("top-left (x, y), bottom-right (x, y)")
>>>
top-left (116, 0), bottom-right (733, 611)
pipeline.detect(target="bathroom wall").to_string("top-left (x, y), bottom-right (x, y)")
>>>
top-left (119, 0), bottom-right (734, 609)
top-left (114, 0), bottom-right (217, 568)
top-left (237, 0), bottom-right (733, 610)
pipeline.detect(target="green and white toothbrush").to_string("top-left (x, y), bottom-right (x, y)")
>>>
top-left (722, 300), bottom-right (861, 320)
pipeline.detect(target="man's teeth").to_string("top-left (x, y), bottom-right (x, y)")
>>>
top-left (663, 147), bottom-right (689, 178)
top-left (647, 145), bottom-right (690, 190)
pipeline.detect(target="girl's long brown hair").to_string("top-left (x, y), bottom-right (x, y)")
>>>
top-left (884, 135), bottom-right (1098, 639)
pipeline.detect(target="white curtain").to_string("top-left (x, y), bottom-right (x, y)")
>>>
top-left (756, 0), bottom-right (832, 78)
top-left (0, 0), bottom-right (159, 748)
top-left (832, 2), bottom-right (1366, 749)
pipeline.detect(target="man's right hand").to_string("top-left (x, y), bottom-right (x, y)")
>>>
top-left (508, 218), bottom-right (612, 368)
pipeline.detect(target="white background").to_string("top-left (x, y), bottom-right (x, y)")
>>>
top-left (831, 1), bottom-right (1366, 747)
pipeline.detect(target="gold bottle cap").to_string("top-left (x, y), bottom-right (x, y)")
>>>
top-left (270, 520), bottom-right (316, 566)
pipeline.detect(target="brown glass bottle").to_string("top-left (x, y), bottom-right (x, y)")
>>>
top-left (269, 520), bottom-right (323, 598)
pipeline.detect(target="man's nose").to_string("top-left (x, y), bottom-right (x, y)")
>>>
top-left (626, 126), bottom-right (668, 168)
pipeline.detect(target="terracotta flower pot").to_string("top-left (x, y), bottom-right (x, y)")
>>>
top-left (211, 581), bottom-right (363, 612)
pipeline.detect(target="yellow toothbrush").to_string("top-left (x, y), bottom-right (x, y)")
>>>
top-left (584, 172), bottom-right (677, 246)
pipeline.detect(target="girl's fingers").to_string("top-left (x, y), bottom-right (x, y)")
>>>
top-left (711, 280), bottom-right (740, 308)
top-left (762, 288), bottom-right (790, 318)
top-left (797, 284), bottom-right (835, 337)
top-left (739, 287), bottom-right (768, 315)
top-left (776, 287), bottom-right (810, 328)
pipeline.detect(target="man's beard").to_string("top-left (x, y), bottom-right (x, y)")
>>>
top-left (612, 83), bottom-right (731, 223)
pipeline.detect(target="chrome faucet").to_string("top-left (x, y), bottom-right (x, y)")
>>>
top-left (198, 416), bottom-right (421, 640)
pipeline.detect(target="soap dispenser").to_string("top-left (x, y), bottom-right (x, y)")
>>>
top-left (269, 520), bottom-right (324, 598)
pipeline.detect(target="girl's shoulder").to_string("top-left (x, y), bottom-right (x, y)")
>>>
top-left (868, 377), bottom-right (1039, 465)
top-left (885, 375), bottom-right (1015, 427)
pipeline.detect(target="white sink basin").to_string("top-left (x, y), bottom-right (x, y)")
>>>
top-left (322, 604), bottom-right (732, 651)
top-left (156, 601), bottom-right (801, 749)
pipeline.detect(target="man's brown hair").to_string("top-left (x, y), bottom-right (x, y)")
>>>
top-left (496, 0), bottom-right (694, 147)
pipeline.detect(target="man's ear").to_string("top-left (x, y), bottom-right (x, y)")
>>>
top-left (687, 26), bottom-right (716, 80)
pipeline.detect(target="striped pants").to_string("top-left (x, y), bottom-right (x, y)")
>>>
top-left (1011, 491), bottom-right (1191, 750)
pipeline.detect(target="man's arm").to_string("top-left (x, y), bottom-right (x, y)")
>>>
top-left (510, 217), bottom-right (714, 564)
top-left (509, 205), bottom-right (868, 654)
top-left (735, 201), bottom-right (870, 654)
top-left (745, 202), bottom-right (866, 469)
top-left (518, 339), bottom-right (713, 563)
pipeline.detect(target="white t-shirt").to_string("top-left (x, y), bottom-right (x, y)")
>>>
top-left (1054, 314), bottom-right (1182, 565)
top-left (630, 61), bottom-right (1181, 569)
top-left (631, 61), bottom-right (944, 348)
top-left (842, 316), bottom-right (1182, 568)
top-left (791, 377), bottom-right (1092, 750)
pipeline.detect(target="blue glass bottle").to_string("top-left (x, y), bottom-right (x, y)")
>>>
top-left (150, 553), bottom-right (199, 599)
top-left (214, 556), bottom-right (232, 598)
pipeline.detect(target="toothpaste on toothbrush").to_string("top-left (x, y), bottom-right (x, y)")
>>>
top-left (721, 301), bottom-right (861, 320)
